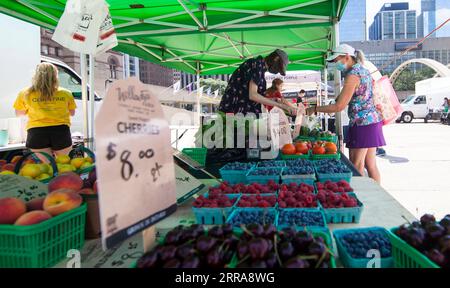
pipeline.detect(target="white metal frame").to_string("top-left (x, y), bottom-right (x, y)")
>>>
top-left (10, 0), bottom-right (337, 75)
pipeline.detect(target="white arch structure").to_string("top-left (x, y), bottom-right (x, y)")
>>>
top-left (389, 58), bottom-right (450, 83)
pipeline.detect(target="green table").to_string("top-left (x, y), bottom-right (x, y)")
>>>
top-left (54, 177), bottom-right (414, 268)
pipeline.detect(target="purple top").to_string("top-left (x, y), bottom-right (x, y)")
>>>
top-left (344, 63), bottom-right (383, 126)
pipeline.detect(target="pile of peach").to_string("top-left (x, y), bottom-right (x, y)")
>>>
top-left (0, 171), bottom-right (97, 226)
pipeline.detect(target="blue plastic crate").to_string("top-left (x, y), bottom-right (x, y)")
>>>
top-left (192, 194), bottom-right (240, 225)
top-left (246, 167), bottom-right (283, 185)
top-left (277, 208), bottom-right (328, 234)
top-left (321, 193), bottom-right (364, 223)
top-left (333, 227), bottom-right (394, 268)
top-left (226, 208), bottom-right (277, 227)
top-left (203, 192), bottom-right (241, 200)
top-left (281, 174), bottom-right (316, 185)
top-left (219, 163), bottom-right (255, 184)
top-left (315, 167), bottom-right (352, 183)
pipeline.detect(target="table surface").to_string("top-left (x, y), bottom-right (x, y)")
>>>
top-left (55, 177), bottom-right (415, 268)
top-left (0, 143), bottom-right (26, 153)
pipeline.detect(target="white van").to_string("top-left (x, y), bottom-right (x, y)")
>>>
top-left (396, 77), bottom-right (450, 123)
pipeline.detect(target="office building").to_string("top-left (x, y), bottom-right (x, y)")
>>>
top-left (339, 0), bottom-right (367, 41)
top-left (40, 28), bottom-right (124, 98)
top-left (418, 0), bottom-right (450, 38)
top-left (345, 37), bottom-right (450, 74)
top-left (139, 59), bottom-right (174, 87)
top-left (369, 3), bottom-right (417, 40)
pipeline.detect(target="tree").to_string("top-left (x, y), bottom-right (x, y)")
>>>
top-left (199, 78), bottom-right (228, 96)
top-left (393, 67), bottom-right (436, 91)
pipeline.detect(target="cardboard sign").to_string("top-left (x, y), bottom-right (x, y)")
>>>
top-left (174, 165), bottom-right (206, 204)
top-left (269, 107), bottom-right (292, 150)
top-left (0, 174), bottom-right (48, 200)
top-left (95, 77), bottom-right (177, 250)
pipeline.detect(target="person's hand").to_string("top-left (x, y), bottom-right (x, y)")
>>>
top-left (306, 107), bottom-right (317, 116)
top-left (286, 106), bottom-right (298, 116)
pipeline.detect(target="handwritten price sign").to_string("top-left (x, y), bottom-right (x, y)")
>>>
top-left (95, 77), bottom-right (177, 250)
top-left (106, 143), bottom-right (163, 182)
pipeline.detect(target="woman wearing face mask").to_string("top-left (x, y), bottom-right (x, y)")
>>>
top-left (306, 44), bottom-right (385, 183)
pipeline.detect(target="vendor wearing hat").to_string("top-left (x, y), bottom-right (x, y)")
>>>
top-left (218, 49), bottom-right (297, 116)
top-left (305, 44), bottom-right (385, 184)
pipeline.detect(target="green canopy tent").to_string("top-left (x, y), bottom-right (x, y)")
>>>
top-left (0, 0), bottom-right (348, 146)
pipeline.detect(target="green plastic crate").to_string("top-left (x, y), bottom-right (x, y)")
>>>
top-left (182, 148), bottom-right (207, 166)
top-left (311, 152), bottom-right (341, 160)
top-left (387, 228), bottom-right (440, 268)
top-left (280, 150), bottom-right (311, 160)
top-left (0, 204), bottom-right (87, 268)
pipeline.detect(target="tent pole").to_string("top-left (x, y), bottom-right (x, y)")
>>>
top-left (88, 54), bottom-right (95, 151)
top-left (332, 19), bottom-right (343, 152)
top-left (324, 66), bottom-right (328, 131)
top-left (196, 63), bottom-right (201, 127)
top-left (80, 54), bottom-right (89, 147)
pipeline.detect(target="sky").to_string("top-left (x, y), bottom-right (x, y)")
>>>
top-left (366, 0), bottom-right (421, 27)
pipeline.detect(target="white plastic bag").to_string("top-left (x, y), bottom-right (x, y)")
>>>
top-left (52, 0), bottom-right (117, 55)
top-left (268, 107), bottom-right (292, 149)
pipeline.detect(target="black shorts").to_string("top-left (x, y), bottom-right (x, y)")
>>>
top-left (26, 125), bottom-right (72, 151)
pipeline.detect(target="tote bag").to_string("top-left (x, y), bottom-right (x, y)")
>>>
top-left (364, 61), bottom-right (402, 125)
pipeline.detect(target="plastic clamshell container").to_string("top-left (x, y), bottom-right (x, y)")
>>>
top-left (226, 208), bottom-right (277, 228)
top-left (333, 227), bottom-right (394, 268)
top-left (321, 193), bottom-right (364, 224)
top-left (192, 194), bottom-right (240, 225)
top-left (277, 208), bottom-right (328, 235)
top-left (246, 167), bottom-right (283, 185)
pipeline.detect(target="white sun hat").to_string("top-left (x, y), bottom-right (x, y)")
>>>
top-left (326, 44), bottom-right (356, 62)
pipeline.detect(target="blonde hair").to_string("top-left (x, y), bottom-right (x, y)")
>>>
top-left (29, 63), bottom-right (59, 100)
top-left (353, 49), bottom-right (366, 65)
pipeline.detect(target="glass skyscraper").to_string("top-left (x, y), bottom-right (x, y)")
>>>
top-left (419, 0), bottom-right (450, 38)
top-left (339, 0), bottom-right (367, 41)
top-left (369, 3), bottom-right (417, 40)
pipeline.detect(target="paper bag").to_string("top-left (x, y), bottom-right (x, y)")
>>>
top-left (268, 107), bottom-right (292, 150)
top-left (52, 0), bottom-right (117, 55)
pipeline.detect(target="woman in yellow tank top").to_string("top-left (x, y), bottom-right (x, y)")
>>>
top-left (14, 63), bottom-right (76, 157)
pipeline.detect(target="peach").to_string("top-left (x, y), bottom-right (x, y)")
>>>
top-left (77, 188), bottom-right (96, 195)
top-left (0, 197), bottom-right (27, 224)
top-left (26, 197), bottom-right (45, 211)
top-left (14, 210), bottom-right (52, 225)
top-left (43, 189), bottom-right (82, 216)
top-left (1, 163), bottom-right (15, 172)
top-left (0, 159), bottom-right (7, 167)
top-left (10, 155), bottom-right (22, 164)
top-left (48, 172), bottom-right (83, 192)
top-left (93, 180), bottom-right (98, 194)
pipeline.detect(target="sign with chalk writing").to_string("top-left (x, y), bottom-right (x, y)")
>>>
top-left (0, 174), bottom-right (48, 201)
top-left (174, 164), bottom-right (205, 204)
top-left (95, 77), bottom-right (177, 250)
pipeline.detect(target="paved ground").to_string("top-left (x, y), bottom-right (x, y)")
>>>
top-left (373, 121), bottom-right (450, 220)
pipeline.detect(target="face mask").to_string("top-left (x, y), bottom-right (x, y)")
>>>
top-left (336, 61), bottom-right (347, 71)
top-left (268, 59), bottom-right (283, 74)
